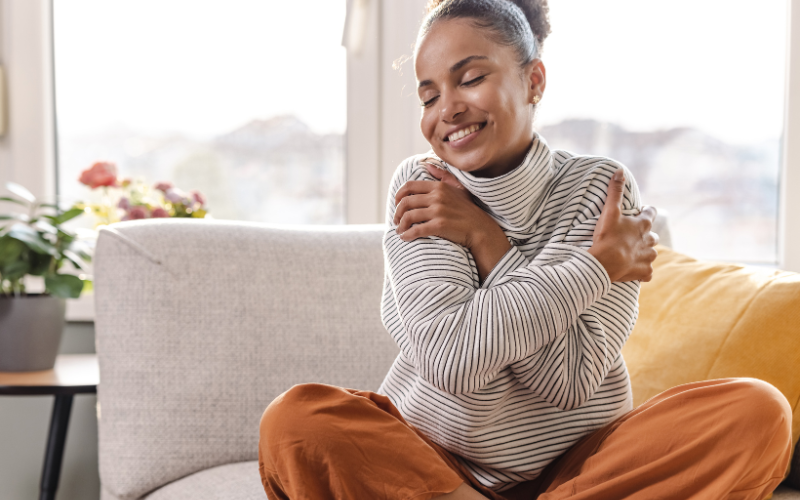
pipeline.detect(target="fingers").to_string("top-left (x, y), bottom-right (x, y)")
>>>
top-left (395, 180), bottom-right (436, 207)
top-left (629, 207), bottom-right (657, 236)
top-left (603, 169), bottom-right (625, 216)
top-left (423, 163), bottom-right (466, 191)
top-left (639, 205), bottom-right (657, 223)
top-left (393, 193), bottom-right (431, 225)
top-left (644, 231), bottom-right (660, 247)
top-left (396, 207), bottom-right (434, 235)
top-left (423, 162), bottom-right (444, 180)
top-left (398, 219), bottom-right (441, 242)
top-left (638, 246), bottom-right (659, 282)
top-left (618, 246), bottom-right (658, 283)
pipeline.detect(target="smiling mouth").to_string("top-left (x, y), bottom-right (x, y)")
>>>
top-left (444, 122), bottom-right (486, 142)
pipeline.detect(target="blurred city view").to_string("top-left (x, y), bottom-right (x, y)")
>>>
top-left (58, 116), bottom-right (345, 225)
top-left (59, 115), bottom-right (780, 263)
top-left (539, 120), bottom-right (780, 263)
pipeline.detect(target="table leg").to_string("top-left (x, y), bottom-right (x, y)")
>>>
top-left (39, 394), bottom-right (74, 500)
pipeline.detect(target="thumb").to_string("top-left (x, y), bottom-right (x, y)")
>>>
top-left (424, 163), bottom-right (466, 191)
top-left (603, 169), bottom-right (625, 216)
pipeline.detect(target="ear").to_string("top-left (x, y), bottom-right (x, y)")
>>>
top-left (524, 59), bottom-right (547, 105)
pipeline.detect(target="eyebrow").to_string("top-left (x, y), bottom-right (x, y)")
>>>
top-left (417, 55), bottom-right (489, 89)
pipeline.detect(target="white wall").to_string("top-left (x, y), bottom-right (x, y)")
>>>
top-left (0, 0), bottom-right (56, 201)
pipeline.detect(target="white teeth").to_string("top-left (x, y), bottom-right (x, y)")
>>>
top-left (448, 123), bottom-right (482, 142)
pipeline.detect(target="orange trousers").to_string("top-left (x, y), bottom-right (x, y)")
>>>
top-left (259, 378), bottom-right (793, 500)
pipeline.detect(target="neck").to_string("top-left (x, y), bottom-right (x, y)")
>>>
top-left (471, 137), bottom-right (534, 178)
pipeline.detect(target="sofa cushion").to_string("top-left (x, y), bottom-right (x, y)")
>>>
top-left (144, 461), bottom-right (264, 500)
top-left (622, 245), bottom-right (800, 487)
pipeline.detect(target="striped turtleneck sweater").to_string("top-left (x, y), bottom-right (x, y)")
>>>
top-left (378, 133), bottom-right (642, 492)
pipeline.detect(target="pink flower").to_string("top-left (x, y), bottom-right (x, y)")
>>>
top-left (151, 207), bottom-right (169, 218)
top-left (154, 181), bottom-right (173, 192)
top-left (190, 190), bottom-right (206, 207)
top-left (118, 197), bottom-right (130, 210)
top-left (124, 206), bottom-right (149, 220)
top-left (79, 162), bottom-right (118, 189)
top-left (164, 187), bottom-right (187, 204)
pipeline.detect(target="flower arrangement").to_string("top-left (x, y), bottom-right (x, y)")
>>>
top-left (76, 162), bottom-right (208, 226)
top-left (0, 183), bottom-right (90, 298)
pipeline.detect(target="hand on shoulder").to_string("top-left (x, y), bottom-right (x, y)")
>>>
top-left (588, 169), bottom-right (659, 282)
top-left (393, 161), bottom-right (511, 281)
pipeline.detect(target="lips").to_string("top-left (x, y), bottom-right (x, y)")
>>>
top-left (444, 122), bottom-right (485, 142)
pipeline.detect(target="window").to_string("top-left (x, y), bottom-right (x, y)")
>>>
top-left (53, 0), bottom-right (347, 225)
top-left (537, 0), bottom-right (786, 263)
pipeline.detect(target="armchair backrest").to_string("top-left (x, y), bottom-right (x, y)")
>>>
top-left (94, 220), bottom-right (396, 499)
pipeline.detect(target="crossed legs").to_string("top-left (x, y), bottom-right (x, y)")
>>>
top-left (259, 379), bottom-right (792, 500)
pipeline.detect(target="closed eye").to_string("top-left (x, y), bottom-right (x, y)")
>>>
top-left (462, 75), bottom-right (485, 86)
top-left (421, 95), bottom-right (439, 107)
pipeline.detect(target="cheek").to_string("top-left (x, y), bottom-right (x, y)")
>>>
top-left (489, 85), bottom-right (527, 134)
top-left (467, 83), bottom-right (515, 127)
top-left (420, 109), bottom-right (437, 143)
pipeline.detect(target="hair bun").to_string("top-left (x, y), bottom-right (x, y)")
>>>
top-left (426, 0), bottom-right (551, 48)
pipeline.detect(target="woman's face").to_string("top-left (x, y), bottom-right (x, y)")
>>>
top-left (415, 19), bottom-right (546, 178)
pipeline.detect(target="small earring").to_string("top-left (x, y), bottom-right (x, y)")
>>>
top-left (532, 95), bottom-right (541, 105)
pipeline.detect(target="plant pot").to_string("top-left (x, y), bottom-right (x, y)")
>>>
top-left (0, 294), bottom-right (66, 372)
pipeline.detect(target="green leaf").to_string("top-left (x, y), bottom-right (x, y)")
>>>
top-left (7, 224), bottom-right (57, 256)
top-left (0, 196), bottom-right (27, 207)
top-left (5, 183), bottom-right (36, 203)
top-left (0, 235), bottom-right (25, 266)
top-left (45, 273), bottom-right (85, 299)
top-left (1, 260), bottom-right (30, 282)
top-left (53, 207), bottom-right (84, 225)
top-left (27, 251), bottom-right (53, 276)
top-left (57, 233), bottom-right (76, 248)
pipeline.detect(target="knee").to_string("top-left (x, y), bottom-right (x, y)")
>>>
top-left (260, 383), bottom-right (343, 445)
top-left (729, 378), bottom-right (790, 421)
top-left (725, 378), bottom-right (792, 444)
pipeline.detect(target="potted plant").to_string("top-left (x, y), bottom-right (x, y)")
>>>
top-left (0, 183), bottom-right (90, 371)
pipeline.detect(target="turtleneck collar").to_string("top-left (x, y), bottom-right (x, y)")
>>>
top-left (422, 133), bottom-right (555, 235)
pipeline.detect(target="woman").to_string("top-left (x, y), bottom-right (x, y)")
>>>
top-left (259, 1), bottom-right (792, 498)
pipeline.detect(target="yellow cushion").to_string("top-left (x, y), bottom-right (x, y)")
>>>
top-left (622, 246), bottom-right (800, 455)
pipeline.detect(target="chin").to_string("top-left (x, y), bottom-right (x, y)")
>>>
top-left (434, 147), bottom-right (491, 174)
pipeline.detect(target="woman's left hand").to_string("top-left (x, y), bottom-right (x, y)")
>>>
top-left (394, 163), bottom-right (511, 280)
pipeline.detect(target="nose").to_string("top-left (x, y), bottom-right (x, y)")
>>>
top-left (439, 91), bottom-right (467, 122)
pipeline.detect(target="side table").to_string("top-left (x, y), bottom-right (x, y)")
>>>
top-left (0, 354), bottom-right (99, 500)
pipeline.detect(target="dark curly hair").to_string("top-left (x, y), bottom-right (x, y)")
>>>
top-left (421, 0), bottom-right (551, 65)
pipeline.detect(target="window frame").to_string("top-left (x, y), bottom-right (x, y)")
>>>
top-left (3, 0), bottom-right (799, 321)
top-left (781, 0), bottom-right (800, 273)
top-left (344, 0), bottom-right (430, 224)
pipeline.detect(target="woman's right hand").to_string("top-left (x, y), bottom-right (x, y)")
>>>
top-left (588, 169), bottom-right (659, 282)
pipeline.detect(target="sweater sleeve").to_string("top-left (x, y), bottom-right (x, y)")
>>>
top-left (383, 157), bottom-right (616, 398)
top-left (501, 161), bottom-right (642, 410)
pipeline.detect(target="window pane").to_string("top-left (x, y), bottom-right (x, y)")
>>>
top-left (54, 0), bottom-right (346, 224)
top-left (537, 0), bottom-right (786, 263)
